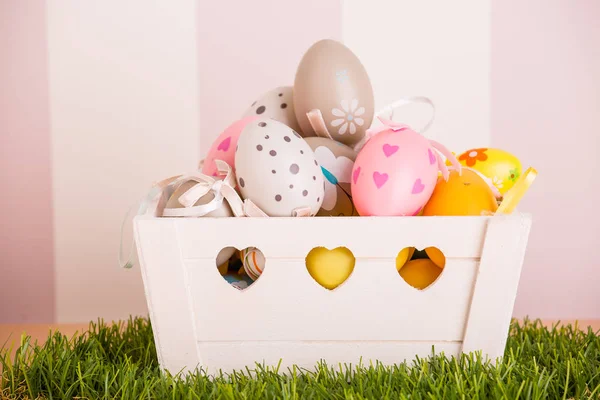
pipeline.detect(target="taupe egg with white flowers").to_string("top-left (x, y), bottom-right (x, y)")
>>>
top-left (235, 118), bottom-right (324, 216)
top-left (304, 137), bottom-right (359, 217)
top-left (242, 86), bottom-right (302, 134)
top-left (293, 39), bottom-right (375, 147)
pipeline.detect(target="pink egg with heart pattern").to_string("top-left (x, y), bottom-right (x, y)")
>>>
top-left (351, 117), bottom-right (461, 216)
top-left (201, 116), bottom-right (260, 177)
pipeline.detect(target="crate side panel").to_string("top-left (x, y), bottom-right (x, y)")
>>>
top-left (462, 214), bottom-right (532, 361)
top-left (134, 218), bottom-right (200, 373)
top-left (197, 341), bottom-right (462, 373)
top-left (175, 216), bottom-right (489, 260)
top-left (185, 258), bottom-right (477, 342)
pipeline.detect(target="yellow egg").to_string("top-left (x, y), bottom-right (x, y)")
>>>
top-left (395, 247), bottom-right (416, 271)
top-left (398, 259), bottom-right (443, 290)
top-left (457, 148), bottom-right (522, 195)
top-left (306, 247), bottom-right (355, 290)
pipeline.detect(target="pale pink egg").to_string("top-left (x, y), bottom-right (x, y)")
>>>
top-left (201, 116), bottom-right (259, 176)
top-left (351, 126), bottom-right (447, 216)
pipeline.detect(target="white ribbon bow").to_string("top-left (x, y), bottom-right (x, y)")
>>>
top-left (118, 160), bottom-right (267, 269)
top-left (353, 96), bottom-right (436, 152)
top-left (160, 160), bottom-right (246, 218)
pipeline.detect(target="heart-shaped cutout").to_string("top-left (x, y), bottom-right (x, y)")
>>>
top-left (216, 246), bottom-right (265, 290)
top-left (395, 246), bottom-right (446, 290)
top-left (306, 247), bottom-right (355, 290)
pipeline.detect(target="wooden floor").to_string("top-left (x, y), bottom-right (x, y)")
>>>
top-left (1, 320), bottom-right (598, 360)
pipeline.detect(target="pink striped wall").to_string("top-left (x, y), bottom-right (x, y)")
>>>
top-left (0, 0), bottom-right (55, 323)
top-left (0, 1), bottom-right (598, 323)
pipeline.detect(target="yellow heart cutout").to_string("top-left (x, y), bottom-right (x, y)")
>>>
top-left (305, 247), bottom-right (355, 290)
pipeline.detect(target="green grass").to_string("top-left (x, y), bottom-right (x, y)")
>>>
top-left (1, 318), bottom-right (599, 399)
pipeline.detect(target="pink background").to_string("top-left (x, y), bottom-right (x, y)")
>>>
top-left (492, 0), bottom-right (600, 318)
top-left (0, 1), bottom-right (55, 322)
top-left (1, 0), bottom-right (598, 322)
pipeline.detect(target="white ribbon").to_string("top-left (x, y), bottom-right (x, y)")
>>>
top-left (118, 160), bottom-right (269, 269)
top-left (375, 96), bottom-right (436, 133)
top-left (118, 174), bottom-right (182, 269)
top-left (353, 96), bottom-right (436, 152)
top-left (160, 162), bottom-right (245, 218)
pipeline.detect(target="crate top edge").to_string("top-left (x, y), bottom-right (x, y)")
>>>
top-left (134, 213), bottom-right (532, 224)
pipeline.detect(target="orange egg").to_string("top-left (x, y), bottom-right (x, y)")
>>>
top-left (422, 169), bottom-right (498, 216)
top-left (398, 259), bottom-right (443, 290)
top-left (395, 247), bottom-right (416, 271)
top-left (424, 247), bottom-right (446, 268)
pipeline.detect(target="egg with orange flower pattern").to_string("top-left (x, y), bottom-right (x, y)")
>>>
top-left (457, 148), bottom-right (522, 195)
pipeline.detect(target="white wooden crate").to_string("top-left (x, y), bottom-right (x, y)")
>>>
top-left (134, 213), bottom-right (531, 374)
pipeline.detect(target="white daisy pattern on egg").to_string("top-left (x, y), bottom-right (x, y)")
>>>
top-left (314, 146), bottom-right (354, 211)
top-left (331, 99), bottom-right (365, 135)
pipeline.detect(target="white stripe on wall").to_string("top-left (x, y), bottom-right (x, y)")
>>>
top-left (47, 1), bottom-right (200, 322)
top-left (341, 0), bottom-right (492, 152)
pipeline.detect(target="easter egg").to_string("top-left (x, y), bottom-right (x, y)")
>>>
top-left (457, 148), bottom-right (522, 195)
top-left (240, 247), bottom-right (265, 281)
top-left (351, 127), bottom-right (443, 216)
top-left (398, 259), bottom-right (443, 290)
top-left (217, 258), bottom-right (229, 276)
top-left (235, 118), bottom-right (324, 216)
top-left (222, 272), bottom-right (254, 290)
top-left (164, 181), bottom-right (235, 265)
top-left (202, 116), bottom-right (259, 176)
top-left (424, 247), bottom-right (446, 268)
top-left (305, 247), bottom-right (355, 290)
top-left (242, 86), bottom-right (302, 133)
top-left (294, 39), bottom-right (374, 147)
top-left (422, 169), bottom-right (499, 216)
top-left (395, 247), bottom-right (416, 271)
top-left (304, 137), bottom-right (358, 216)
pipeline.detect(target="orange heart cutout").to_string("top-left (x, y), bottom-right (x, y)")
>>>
top-left (396, 246), bottom-right (446, 290)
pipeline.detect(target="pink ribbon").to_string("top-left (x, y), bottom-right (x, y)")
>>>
top-left (353, 116), bottom-right (410, 152)
top-left (306, 109), bottom-right (334, 140)
top-left (367, 117), bottom-right (410, 134)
